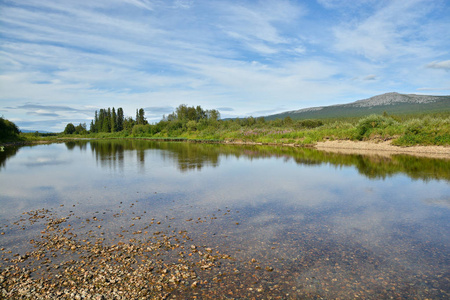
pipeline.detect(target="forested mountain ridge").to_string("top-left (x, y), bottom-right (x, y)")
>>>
top-left (265, 92), bottom-right (450, 120)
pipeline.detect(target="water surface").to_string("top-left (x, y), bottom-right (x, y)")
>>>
top-left (1, 140), bottom-right (449, 298)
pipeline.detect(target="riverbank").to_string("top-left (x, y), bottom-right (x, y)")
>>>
top-left (221, 139), bottom-right (449, 159)
top-left (314, 140), bottom-right (450, 159)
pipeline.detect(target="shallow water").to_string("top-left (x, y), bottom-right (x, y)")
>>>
top-left (1, 140), bottom-right (449, 298)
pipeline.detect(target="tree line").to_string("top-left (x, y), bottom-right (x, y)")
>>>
top-left (63, 105), bottom-right (222, 135)
top-left (62, 104), bottom-right (324, 136)
top-left (64, 107), bottom-right (147, 134)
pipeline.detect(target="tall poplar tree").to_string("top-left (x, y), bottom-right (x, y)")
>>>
top-left (136, 108), bottom-right (146, 125)
top-left (117, 107), bottom-right (124, 131)
top-left (111, 107), bottom-right (117, 132)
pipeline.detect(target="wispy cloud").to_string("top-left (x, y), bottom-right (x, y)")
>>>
top-left (145, 106), bottom-right (175, 121)
top-left (125, 0), bottom-right (154, 11)
top-left (249, 107), bottom-right (288, 117)
top-left (173, 0), bottom-right (193, 9)
top-left (363, 74), bottom-right (377, 81)
top-left (216, 0), bottom-right (306, 56)
top-left (426, 60), bottom-right (450, 70)
top-left (217, 107), bottom-right (235, 112)
top-left (417, 87), bottom-right (450, 91)
top-left (16, 104), bottom-right (90, 113)
top-left (332, 0), bottom-right (437, 60)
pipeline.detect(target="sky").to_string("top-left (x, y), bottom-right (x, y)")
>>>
top-left (0, 0), bottom-right (449, 132)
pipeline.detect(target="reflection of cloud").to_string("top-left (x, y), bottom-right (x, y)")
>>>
top-left (424, 197), bottom-right (450, 208)
top-left (25, 156), bottom-right (71, 167)
top-left (193, 163), bottom-right (346, 210)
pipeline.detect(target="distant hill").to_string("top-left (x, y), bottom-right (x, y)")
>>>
top-left (264, 92), bottom-right (450, 120)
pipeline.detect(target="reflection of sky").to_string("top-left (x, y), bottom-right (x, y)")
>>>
top-left (1, 143), bottom-right (449, 273)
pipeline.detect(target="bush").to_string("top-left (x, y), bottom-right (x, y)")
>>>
top-left (393, 116), bottom-right (450, 146)
top-left (405, 119), bottom-right (423, 135)
top-left (186, 120), bottom-right (197, 131)
top-left (356, 115), bottom-right (397, 140)
top-left (132, 124), bottom-right (150, 136)
top-left (295, 119), bottom-right (323, 129)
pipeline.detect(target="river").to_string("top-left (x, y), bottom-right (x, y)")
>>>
top-left (1, 140), bottom-right (449, 298)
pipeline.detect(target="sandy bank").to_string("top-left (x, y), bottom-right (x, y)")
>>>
top-left (314, 140), bottom-right (450, 159)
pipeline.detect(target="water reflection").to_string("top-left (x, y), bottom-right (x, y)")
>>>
top-left (0, 140), bottom-right (449, 298)
top-left (1, 141), bottom-right (448, 180)
top-left (86, 140), bottom-right (220, 173)
top-left (0, 145), bottom-right (20, 170)
top-left (62, 140), bottom-right (450, 181)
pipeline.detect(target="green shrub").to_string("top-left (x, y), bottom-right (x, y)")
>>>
top-left (295, 119), bottom-right (323, 129)
top-left (186, 120), bottom-right (197, 131)
top-left (356, 115), bottom-right (397, 140)
top-left (393, 116), bottom-right (450, 146)
top-left (405, 119), bottom-right (423, 135)
top-left (132, 124), bottom-right (150, 136)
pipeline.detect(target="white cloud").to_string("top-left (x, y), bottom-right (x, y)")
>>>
top-left (363, 74), bottom-right (377, 81)
top-left (426, 60), bottom-right (450, 70)
top-left (124, 0), bottom-right (154, 11)
top-left (173, 0), bottom-right (193, 9)
top-left (317, 0), bottom-right (378, 10)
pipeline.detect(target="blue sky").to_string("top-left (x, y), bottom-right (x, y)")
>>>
top-left (1, 0), bottom-right (449, 132)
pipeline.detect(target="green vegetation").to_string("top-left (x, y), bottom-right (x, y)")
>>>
top-left (66, 106), bottom-right (448, 147)
top-left (0, 117), bottom-right (21, 143)
top-left (3, 105), bottom-right (449, 147)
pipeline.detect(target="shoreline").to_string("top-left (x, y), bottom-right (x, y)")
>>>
top-left (2, 138), bottom-right (449, 159)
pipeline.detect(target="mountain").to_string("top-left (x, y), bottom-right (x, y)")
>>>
top-left (264, 92), bottom-right (450, 120)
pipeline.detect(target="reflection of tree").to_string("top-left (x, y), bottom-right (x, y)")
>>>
top-left (84, 140), bottom-right (221, 173)
top-left (65, 141), bottom-right (88, 151)
top-left (246, 146), bottom-right (450, 181)
top-left (88, 140), bottom-right (126, 171)
top-left (65, 141), bottom-right (77, 150)
top-left (158, 143), bottom-right (220, 172)
top-left (0, 146), bottom-right (21, 170)
top-left (56, 140), bottom-right (450, 181)
top-left (234, 145), bottom-right (449, 181)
